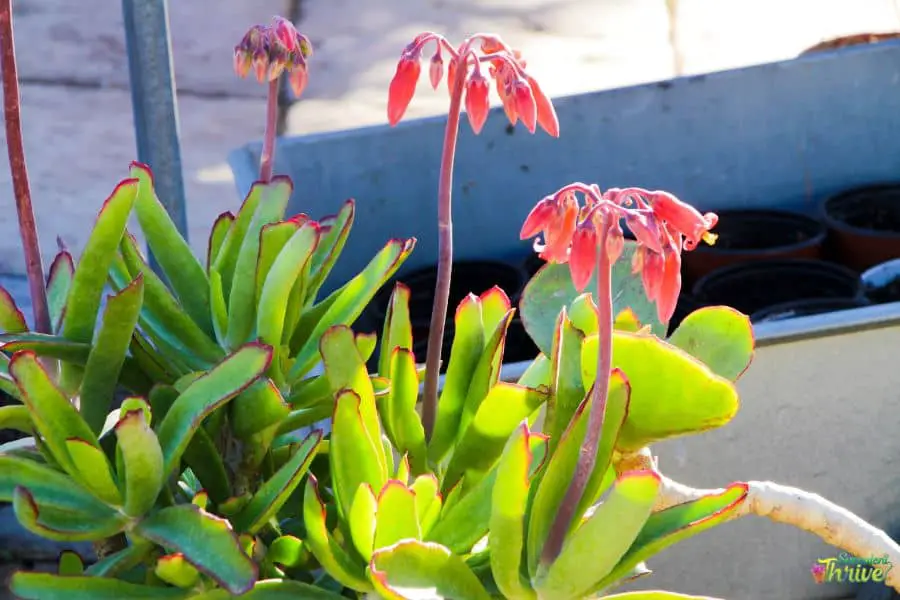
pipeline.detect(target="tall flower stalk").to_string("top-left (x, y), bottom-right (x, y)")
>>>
top-left (387, 32), bottom-right (559, 439)
top-left (234, 17), bottom-right (312, 183)
top-left (0, 0), bottom-right (51, 335)
top-left (520, 183), bottom-right (719, 563)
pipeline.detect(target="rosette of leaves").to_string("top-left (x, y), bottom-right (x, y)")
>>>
top-left (283, 274), bottom-right (756, 598)
top-left (0, 163), bottom-right (415, 490)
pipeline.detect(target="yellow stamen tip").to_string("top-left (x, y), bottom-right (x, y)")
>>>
top-left (702, 232), bottom-right (718, 246)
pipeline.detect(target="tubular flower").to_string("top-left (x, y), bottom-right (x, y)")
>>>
top-left (521, 184), bottom-right (719, 323)
top-left (387, 32), bottom-right (559, 137)
top-left (234, 18), bottom-right (313, 98)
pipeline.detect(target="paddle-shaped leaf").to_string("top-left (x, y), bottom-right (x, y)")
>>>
top-left (537, 471), bottom-right (660, 599)
top-left (544, 308), bottom-right (585, 457)
top-left (231, 430), bottom-right (321, 533)
top-left (81, 274), bottom-right (145, 434)
top-left (130, 162), bottom-right (213, 335)
top-left (0, 405), bottom-right (30, 432)
top-left (490, 422), bottom-right (542, 600)
top-left (303, 475), bottom-right (372, 592)
top-left (593, 483), bottom-right (748, 591)
top-left (330, 389), bottom-right (388, 519)
top-left (115, 402), bottom-right (164, 517)
top-left (582, 333), bottom-right (739, 451)
top-left (428, 293), bottom-right (484, 463)
top-left (378, 283), bottom-right (413, 378)
top-left (10, 572), bottom-right (189, 599)
top-left (667, 306), bottom-right (754, 381)
top-left (155, 553), bottom-right (201, 588)
top-left (207, 211), bottom-right (234, 273)
top-left (46, 251), bottom-right (75, 333)
top-left (349, 484), bottom-right (378, 560)
top-left (155, 343), bottom-right (272, 478)
top-left (230, 379), bottom-right (291, 440)
top-left (520, 241), bottom-right (666, 356)
top-left (604, 593), bottom-right (724, 600)
top-left (135, 504), bottom-right (257, 594)
top-left (374, 480), bottom-right (421, 552)
top-left (305, 199), bottom-right (355, 303)
top-left (255, 218), bottom-right (302, 307)
top-left (369, 540), bottom-right (492, 600)
top-left (0, 286), bottom-right (27, 333)
top-left (12, 486), bottom-right (128, 542)
top-left (0, 455), bottom-right (113, 515)
top-left (226, 177), bottom-right (292, 348)
top-left (289, 237), bottom-right (415, 379)
top-left (384, 348), bottom-right (427, 474)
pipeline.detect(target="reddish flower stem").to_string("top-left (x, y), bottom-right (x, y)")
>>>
top-left (0, 0), bottom-right (50, 335)
top-left (421, 56), bottom-right (468, 441)
top-left (541, 215), bottom-right (614, 565)
top-left (259, 79), bottom-right (279, 182)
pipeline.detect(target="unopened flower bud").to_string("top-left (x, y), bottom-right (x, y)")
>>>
top-left (464, 71), bottom-right (490, 134)
top-left (388, 53), bottom-right (422, 126)
top-left (512, 78), bottom-right (537, 133)
top-left (429, 50), bottom-right (444, 90)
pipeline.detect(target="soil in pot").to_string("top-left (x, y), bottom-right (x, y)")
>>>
top-left (750, 297), bottom-right (871, 323)
top-left (821, 185), bottom-right (900, 271)
top-left (692, 259), bottom-right (863, 318)
top-left (680, 209), bottom-right (827, 288)
top-left (861, 258), bottom-right (900, 304)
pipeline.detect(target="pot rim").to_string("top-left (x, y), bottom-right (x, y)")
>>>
top-left (691, 258), bottom-right (863, 299)
top-left (686, 209), bottom-right (827, 257)
top-left (820, 183), bottom-right (900, 240)
top-left (750, 296), bottom-right (872, 323)
top-left (861, 258), bottom-right (900, 288)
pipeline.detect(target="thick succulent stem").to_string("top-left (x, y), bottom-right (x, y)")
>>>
top-left (541, 218), bottom-right (613, 565)
top-left (259, 79), bottom-right (279, 182)
top-left (0, 0), bottom-right (51, 335)
top-left (421, 58), bottom-right (466, 441)
top-left (616, 448), bottom-right (900, 591)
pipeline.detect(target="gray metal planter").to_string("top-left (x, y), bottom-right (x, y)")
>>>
top-left (229, 40), bottom-right (900, 600)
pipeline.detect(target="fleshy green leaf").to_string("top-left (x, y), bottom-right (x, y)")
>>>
top-left (0, 285), bottom-right (27, 333)
top-left (11, 572), bottom-right (189, 599)
top-left (213, 181), bottom-right (269, 300)
top-left (544, 308), bottom-right (585, 457)
top-left (46, 251), bottom-right (75, 333)
top-left (254, 218), bottom-right (303, 312)
top-left (603, 592), bottom-right (724, 600)
top-left (232, 430), bottom-right (321, 533)
top-left (582, 332), bottom-right (739, 451)
top-left (303, 475), bottom-right (373, 591)
top-left (289, 237), bottom-right (416, 379)
top-left (537, 471), bottom-right (660, 599)
top-left (490, 422), bottom-right (540, 600)
top-left (230, 379), bottom-right (291, 440)
top-left (58, 550), bottom-right (85, 575)
top-left (135, 504), bottom-right (257, 594)
top-left (85, 541), bottom-right (154, 577)
top-left (374, 481), bottom-right (421, 551)
top-left (0, 404), bottom-right (31, 432)
top-left (378, 283), bottom-right (413, 378)
top-left (81, 274), bottom-right (145, 434)
top-left (194, 580), bottom-right (349, 599)
top-left (130, 162), bottom-right (213, 336)
top-left (667, 306), bottom-right (754, 381)
top-left (207, 211), bottom-right (234, 273)
top-left (115, 402), bottom-right (164, 516)
top-left (330, 389), bottom-right (388, 519)
top-left (445, 382), bottom-right (546, 485)
top-left (155, 553), bottom-right (201, 588)
top-left (155, 343), bottom-right (272, 478)
top-left (209, 267), bottom-right (229, 345)
top-left (593, 483), bottom-right (748, 591)
top-left (520, 241), bottom-right (666, 356)
top-left (385, 348), bottom-right (427, 474)
top-left (411, 474), bottom-right (442, 535)
top-left (64, 438), bottom-right (121, 505)
top-left (305, 199), bottom-right (355, 303)
top-left (258, 221), bottom-right (321, 383)
top-left (0, 455), bottom-right (114, 515)
top-left (12, 486), bottom-right (128, 541)
top-left (369, 540), bottom-right (492, 600)
top-left (428, 293), bottom-right (485, 464)
top-left (613, 308), bottom-right (643, 333)
top-left (349, 483), bottom-right (378, 560)
top-left (226, 177), bottom-right (292, 348)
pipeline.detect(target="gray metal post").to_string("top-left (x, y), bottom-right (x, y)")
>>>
top-left (121, 0), bottom-right (188, 272)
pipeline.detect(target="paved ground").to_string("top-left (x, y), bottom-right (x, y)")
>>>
top-left (0, 0), bottom-right (898, 277)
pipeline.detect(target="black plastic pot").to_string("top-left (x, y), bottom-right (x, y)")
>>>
top-left (680, 209), bottom-right (827, 287)
top-left (750, 297), bottom-right (871, 323)
top-left (692, 259), bottom-right (864, 318)
top-left (821, 184), bottom-right (900, 272)
top-left (861, 258), bottom-right (900, 304)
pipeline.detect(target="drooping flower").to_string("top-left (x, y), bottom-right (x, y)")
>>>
top-left (464, 71), bottom-right (490, 134)
top-left (650, 190), bottom-right (718, 250)
top-left (234, 18), bottom-right (313, 98)
top-left (387, 52), bottom-right (422, 126)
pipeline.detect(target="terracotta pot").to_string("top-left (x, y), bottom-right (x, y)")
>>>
top-left (750, 297), bottom-right (870, 324)
top-left (821, 184), bottom-right (900, 272)
top-left (692, 259), bottom-right (863, 317)
top-left (680, 209), bottom-right (827, 288)
top-left (861, 258), bottom-right (900, 304)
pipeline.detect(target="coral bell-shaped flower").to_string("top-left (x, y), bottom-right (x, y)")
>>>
top-left (465, 70), bottom-right (490, 134)
top-left (569, 215), bottom-right (599, 291)
top-left (388, 51), bottom-right (422, 126)
top-left (650, 190), bottom-right (719, 250)
top-left (520, 192), bottom-right (578, 264)
top-left (512, 78), bottom-right (538, 133)
top-left (234, 17), bottom-right (313, 98)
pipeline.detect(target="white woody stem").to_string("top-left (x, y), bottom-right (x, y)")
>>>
top-left (616, 448), bottom-right (900, 591)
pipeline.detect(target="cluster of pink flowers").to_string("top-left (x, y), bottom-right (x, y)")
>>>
top-left (520, 184), bottom-right (719, 323)
top-left (386, 33), bottom-right (559, 137)
top-left (233, 16), bottom-right (313, 98)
